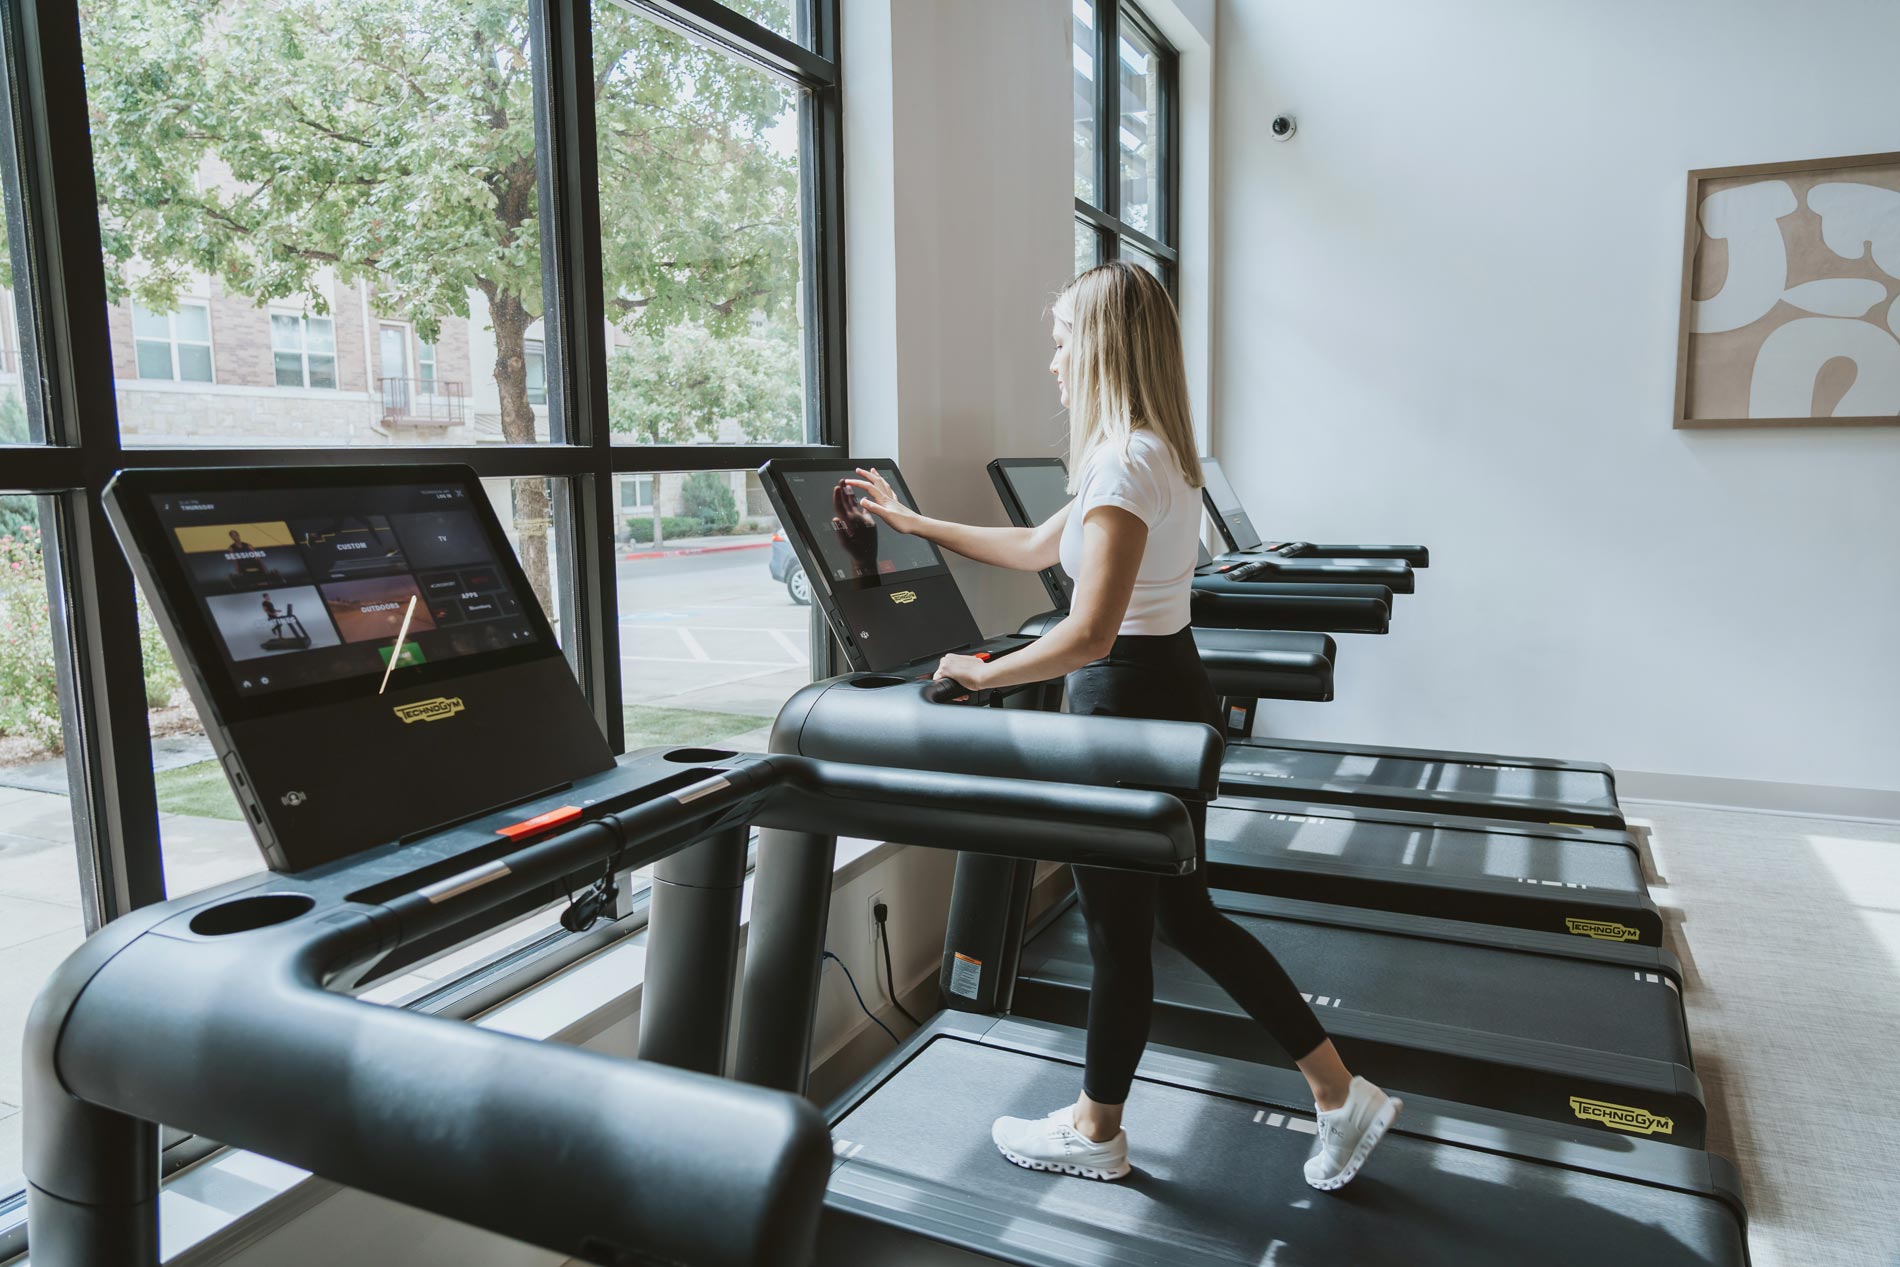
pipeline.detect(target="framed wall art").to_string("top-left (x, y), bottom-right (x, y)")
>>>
top-left (1674, 150), bottom-right (1900, 429)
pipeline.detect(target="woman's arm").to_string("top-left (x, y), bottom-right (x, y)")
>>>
top-left (844, 468), bottom-right (1068, 573)
top-left (935, 505), bottom-right (1143, 693)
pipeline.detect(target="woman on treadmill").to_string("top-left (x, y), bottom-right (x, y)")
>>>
top-left (844, 262), bottom-right (1401, 1191)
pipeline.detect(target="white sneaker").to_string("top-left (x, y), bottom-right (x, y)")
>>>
top-left (1303, 1077), bottom-right (1402, 1191)
top-left (992, 1105), bottom-right (1131, 1181)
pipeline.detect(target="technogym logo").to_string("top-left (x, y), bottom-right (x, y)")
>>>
top-left (1569, 1097), bottom-right (1674, 1136)
top-left (889, 590), bottom-right (917, 605)
top-left (1564, 917), bottom-right (1641, 942)
top-left (394, 697), bottom-right (466, 724)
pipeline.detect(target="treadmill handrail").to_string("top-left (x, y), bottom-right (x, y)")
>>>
top-left (755, 754), bottom-right (1195, 875)
top-left (27, 905), bottom-right (830, 1267)
top-left (771, 676), bottom-right (1224, 801)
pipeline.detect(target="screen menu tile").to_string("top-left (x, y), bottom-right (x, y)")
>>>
top-left (153, 484), bottom-right (539, 698)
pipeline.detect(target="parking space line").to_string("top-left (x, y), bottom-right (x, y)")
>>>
top-left (767, 629), bottom-right (808, 662)
top-left (675, 628), bottom-right (712, 662)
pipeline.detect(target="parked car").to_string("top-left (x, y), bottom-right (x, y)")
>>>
top-left (768, 532), bottom-right (810, 605)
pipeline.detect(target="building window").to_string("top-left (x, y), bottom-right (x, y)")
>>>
top-left (270, 314), bottom-right (338, 389)
top-left (524, 337), bottom-right (548, 406)
top-left (1071, 1), bottom-right (1177, 290)
top-left (131, 301), bottom-right (214, 383)
top-left (417, 338), bottom-right (437, 392)
top-left (621, 473), bottom-right (655, 512)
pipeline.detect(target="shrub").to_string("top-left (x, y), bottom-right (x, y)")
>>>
top-left (627, 515), bottom-right (710, 545)
top-left (139, 597), bottom-right (183, 710)
top-left (0, 524), bottom-right (62, 752)
top-left (680, 471), bottom-right (740, 533)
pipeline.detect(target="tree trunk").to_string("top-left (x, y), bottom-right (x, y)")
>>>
top-left (485, 290), bottom-right (554, 617)
top-left (650, 473), bottom-right (664, 547)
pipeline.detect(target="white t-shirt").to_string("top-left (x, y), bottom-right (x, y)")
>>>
top-left (1057, 429), bottom-right (1199, 636)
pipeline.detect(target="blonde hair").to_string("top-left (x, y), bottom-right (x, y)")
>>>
top-left (1052, 261), bottom-right (1203, 493)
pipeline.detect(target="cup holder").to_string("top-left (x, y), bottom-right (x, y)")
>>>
top-left (189, 893), bottom-right (316, 937)
top-left (846, 675), bottom-right (909, 689)
top-left (664, 747), bottom-right (738, 763)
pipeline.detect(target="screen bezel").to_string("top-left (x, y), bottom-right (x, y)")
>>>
top-left (759, 457), bottom-right (953, 594)
top-left (1199, 456), bottom-right (1262, 550)
top-left (107, 464), bottom-right (565, 726)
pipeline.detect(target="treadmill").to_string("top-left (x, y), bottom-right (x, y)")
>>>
top-left (61, 463), bottom-right (1148, 1265)
top-left (990, 458), bottom-right (1340, 704)
top-left (735, 461), bottom-right (1747, 1260)
top-left (757, 456), bottom-right (1703, 1143)
top-left (989, 456), bottom-right (1655, 944)
top-left (1202, 453), bottom-right (1430, 567)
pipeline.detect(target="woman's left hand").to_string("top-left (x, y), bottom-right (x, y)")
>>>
top-left (933, 653), bottom-right (993, 692)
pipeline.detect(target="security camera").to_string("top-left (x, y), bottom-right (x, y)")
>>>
top-left (1270, 114), bottom-right (1297, 142)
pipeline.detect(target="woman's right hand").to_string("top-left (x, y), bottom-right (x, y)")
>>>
top-left (842, 467), bottom-right (926, 537)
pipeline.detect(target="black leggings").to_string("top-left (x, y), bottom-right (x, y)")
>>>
top-left (1067, 626), bottom-right (1328, 1105)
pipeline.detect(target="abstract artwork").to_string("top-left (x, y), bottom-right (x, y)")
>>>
top-left (1674, 151), bottom-right (1900, 429)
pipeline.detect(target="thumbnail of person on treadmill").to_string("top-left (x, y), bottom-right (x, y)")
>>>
top-left (257, 593), bottom-right (311, 651)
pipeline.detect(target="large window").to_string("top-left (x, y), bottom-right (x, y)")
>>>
top-left (0, 0), bottom-right (842, 1241)
top-left (595, 3), bottom-right (811, 447)
top-left (1071, 0), bottom-right (1178, 288)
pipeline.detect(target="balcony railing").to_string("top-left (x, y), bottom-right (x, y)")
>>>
top-left (380, 376), bottom-right (466, 427)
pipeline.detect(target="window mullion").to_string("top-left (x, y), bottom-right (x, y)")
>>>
top-left (534, 0), bottom-right (624, 748)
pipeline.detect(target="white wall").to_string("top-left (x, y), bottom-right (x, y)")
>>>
top-left (1213, 0), bottom-right (1900, 808)
top-left (847, 0), bottom-right (1074, 635)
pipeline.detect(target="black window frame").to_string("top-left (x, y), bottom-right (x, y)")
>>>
top-left (1074, 0), bottom-right (1180, 291)
top-left (0, 0), bottom-right (845, 1240)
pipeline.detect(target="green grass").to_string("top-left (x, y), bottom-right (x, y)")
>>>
top-left (154, 759), bottom-right (245, 821)
top-left (152, 706), bottom-right (767, 823)
top-left (622, 705), bottom-right (770, 750)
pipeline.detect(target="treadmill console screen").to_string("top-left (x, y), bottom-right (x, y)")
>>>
top-left (1199, 458), bottom-right (1262, 551)
top-left (779, 464), bottom-right (944, 586)
top-left (1002, 461), bottom-right (1073, 526)
top-left (137, 481), bottom-right (544, 704)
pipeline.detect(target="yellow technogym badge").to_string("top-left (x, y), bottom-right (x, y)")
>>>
top-left (1564, 917), bottom-right (1641, 942)
top-left (394, 696), bottom-right (466, 724)
top-left (889, 590), bottom-right (918, 605)
top-left (1569, 1097), bottom-right (1674, 1136)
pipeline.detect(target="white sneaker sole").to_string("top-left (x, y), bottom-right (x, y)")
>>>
top-left (996, 1145), bottom-right (1130, 1182)
top-left (1306, 1096), bottom-right (1403, 1192)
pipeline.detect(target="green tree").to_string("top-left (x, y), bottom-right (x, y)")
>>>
top-left (605, 321), bottom-right (798, 542)
top-left (80, 0), bottom-right (799, 597)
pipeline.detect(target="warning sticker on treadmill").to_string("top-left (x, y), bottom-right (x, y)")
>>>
top-left (1568, 1097), bottom-right (1674, 1136)
top-left (948, 951), bottom-right (983, 1000)
top-left (1564, 917), bottom-right (1641, 942)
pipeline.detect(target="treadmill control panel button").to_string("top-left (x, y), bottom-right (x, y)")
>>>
top-left (494, 804), bottom-right (583, 841)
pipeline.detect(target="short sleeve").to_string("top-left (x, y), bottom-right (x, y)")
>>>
top-left (1078, 439), bottom-right (1168, 529)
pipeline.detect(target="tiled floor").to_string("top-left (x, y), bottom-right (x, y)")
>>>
top-left (1634, 801), bottom-right (1900, 1267)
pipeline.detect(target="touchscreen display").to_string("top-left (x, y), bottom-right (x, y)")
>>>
top-left (1003, 462), bottom-right (1074, 525)
top-left (780, 465), bottom-right (943, 584)
top-left (149, 483), bottom-right (539, 698)
top-left (1200, 459), bottom-right (1259, 549)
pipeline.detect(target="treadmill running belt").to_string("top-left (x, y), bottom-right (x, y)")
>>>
top-left (1222, 746), bottom-right (1616, 811)
top-left (1021, 904), bottom-right (1690, 1064)
top-left (1207, 805), bottom-right (1641, 888)
top-left (826, 1039), bottom-right (1743, 1266)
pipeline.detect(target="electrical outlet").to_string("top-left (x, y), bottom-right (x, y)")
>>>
top-left (866, 889), bottom-right (888, 962)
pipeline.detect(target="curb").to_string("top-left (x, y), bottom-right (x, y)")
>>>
top-left (622, 539), bottom-right (774, 562)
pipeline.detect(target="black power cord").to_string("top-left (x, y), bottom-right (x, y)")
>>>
top-left (822, 950), bottom-right (899, 1046)
top-left (873, 901), bottom-right (921, 1027)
